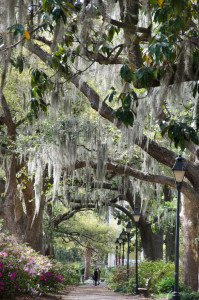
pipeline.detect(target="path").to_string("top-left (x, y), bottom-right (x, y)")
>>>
top-left (56, 280), bottom-right (168, 300)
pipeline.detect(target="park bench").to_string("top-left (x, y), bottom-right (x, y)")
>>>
top-left (138, 278), bottom-right (151, 298)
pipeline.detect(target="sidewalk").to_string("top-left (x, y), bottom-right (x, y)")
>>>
top-left (55, 280), bottom-right (169, 300)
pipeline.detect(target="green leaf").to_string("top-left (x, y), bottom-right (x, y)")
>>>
top-left (130, 90), bottom-right (138, 101)
top-left (115, 107), bottom-right (135, 127)
top-left (16, 56), bottom-right (24, 73)
top-left (135, 67), bottom-right (154, 88)
top-left (7, 24), bottom-right (24, 36)
top-left (122, 94), bottom-right (131, 109)
top-left (104, 87), bottom-right (117, 103)
top-left (120, 64), bottom-right (133, 83)
top-left (15, 24), bottom-right (24, 35)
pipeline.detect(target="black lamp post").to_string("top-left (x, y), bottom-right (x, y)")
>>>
top-left (133, 207), bottom-right (141, 295)
top-left (172, 156), bottom-right (185, 300)
top-left (118, 234), bottom-right (122, 265)
top-left (126, 221), bottom-right (132, 281)
top-left (115, 239), bottom-right (119, 266)
top-left (121, 229), bottom-right (126, 266)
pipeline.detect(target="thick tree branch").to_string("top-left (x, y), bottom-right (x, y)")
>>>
top-left (108, 17), bottom-right (151, 35)
top-left (26, 41), bottom-right (199, 195)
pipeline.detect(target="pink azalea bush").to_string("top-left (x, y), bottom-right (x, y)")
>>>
top-left (0, 232), bottom-right (78, 298)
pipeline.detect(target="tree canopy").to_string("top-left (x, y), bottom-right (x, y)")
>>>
top-left (1, 0), bottom-right (199, 291)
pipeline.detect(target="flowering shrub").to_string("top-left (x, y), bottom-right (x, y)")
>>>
top-left (0, 232), bottom-right (79, 298)
top-left (39, 269), bottom-right (65, 292)
top-left (106, 265), bottom-right (131, 291)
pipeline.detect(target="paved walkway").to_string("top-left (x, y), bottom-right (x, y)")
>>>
top-left (56, 280), bottom-right (168, 300)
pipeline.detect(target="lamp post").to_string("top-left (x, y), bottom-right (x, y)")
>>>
top-left (118, 234), bottom-right (122, 265)
top-left (121, 229), bottom-right (126, 266)
top-left (172, 156), bottom-right (185, 300)
top-left (126, 221), bottom-right (132, 281)
top-left (115, 239), bottom-right (119, 266)
top-left (133, 207), bottom-right (141, 295)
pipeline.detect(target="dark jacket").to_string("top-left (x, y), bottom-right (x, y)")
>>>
top-left (93, 270), bottom-right (98, 281)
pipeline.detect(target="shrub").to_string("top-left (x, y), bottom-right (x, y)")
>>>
top-left (157, 276), bottom-right (184, 293)
top-left (106, 266), bottom-right (129, 292)
top-left (106, 260), bottom-right (184, 295)
top-left (138, 260), bottom-right (179, 293)
top-left (169, 292), bottom-right (199, 300)
top-left (0, 232), bottom-right (80, 298)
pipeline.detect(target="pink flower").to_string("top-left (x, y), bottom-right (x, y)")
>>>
top-left (29, 268), bottom-right (37, 275)
top-left (11, 272), bottom-right (16, 279)
top-left (0, 286), bottom-right (4, 290)
top-left (3, 253), bottom-right (8, 257)
top-left (0, 281), bottom-right (4, 285)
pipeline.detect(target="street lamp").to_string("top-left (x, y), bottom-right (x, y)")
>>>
top-left (115, 239), bottom-right (119, 266)
top-left (118, 234), bottom-right (123, 265)
top-left (133, 207), bottom-right (141, 295)
top-left (126, 221), bottom-right (132, 281)
top-left (172, 156), bottom-right (185, 300)
top-left (121, 229), bottom-right (126, 266)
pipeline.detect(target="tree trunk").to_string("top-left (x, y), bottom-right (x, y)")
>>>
top-left (139, 221), bottom-right (164, 260)
top-left (84, 247), bottom-right (92, 280)
top-left (23, 196), bottom-right (45, 254)
top-left (3, 154), bottom-right (17, 234)
top-left (165, 226), bottom-right (175, 261)
top-left (181, 194), bottom-right (199, 291)
top-left (18, 173), bottom-right (45, 253)
top-left (45, 201), bottom-right (55, 258)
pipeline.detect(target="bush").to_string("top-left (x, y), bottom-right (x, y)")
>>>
top-left (0, 232), bottom-right (80, 298)
top-left (157, 276), bottom-right (184, 293)
top-left (57, 263), bottom-right (80, 285)
top-left (169, 292), bottom-right (199, 300)
top-left (138, 260), bottom-right (176, 293)
top-left (106, 266), bottom-right (129, 292)
top-left (106, 260), bottom-right (184, 295)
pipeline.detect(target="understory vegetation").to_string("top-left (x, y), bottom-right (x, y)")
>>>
top-left (0, 231), bottom-right (80, 299)
top-left (106, 261), bottom-right (199, 299)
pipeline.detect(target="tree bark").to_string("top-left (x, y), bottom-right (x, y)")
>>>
top-left (181, 194), bottom-right (199, 291)
top-left (165, 226), bottom-right (175, 262)
top-left (139, 220), bottom-right (164, 260)
top-left (3, 154), bottom-right (17, 234)
top-left (84, 246), bottom-right (92, 280)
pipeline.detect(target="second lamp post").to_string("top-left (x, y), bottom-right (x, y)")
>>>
top-left (121, 229), bottom-right (126, 266)
top-left (126, 221), bottom-right (132, 281)
top-left (118, 234), bottom-right (122, 265)
top-left (133, 207), bottom-right (141, 295)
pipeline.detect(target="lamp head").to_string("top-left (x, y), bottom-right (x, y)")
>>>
top-left (121, 228), bottom-right (126, 240)
top-left (126, 221), bottom-right (132, 233)
top-left (118, 235), bottom-right (122, 244)
top-left (133, 207), bottom-right (141, 223)
top-left (172, 155), bottom-right (186, 183)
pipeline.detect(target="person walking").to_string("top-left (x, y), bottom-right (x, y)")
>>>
top-left (97, 267), bottom-right (101, 285)
top-left (93, 268), bottom-right (98, 286)
top-left (80, 266), bottom-right (85, 283)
